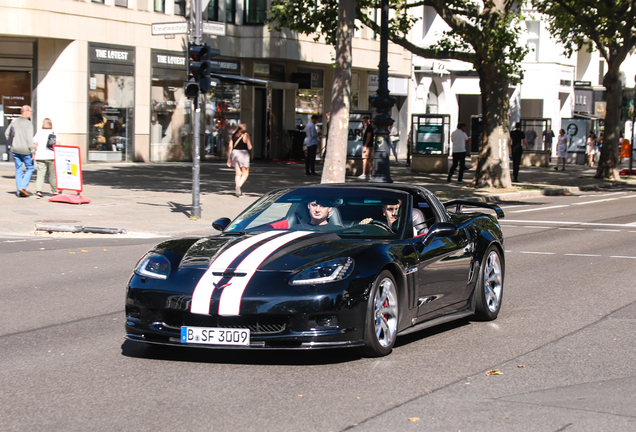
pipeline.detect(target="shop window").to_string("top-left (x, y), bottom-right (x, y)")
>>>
top-left (89, 74), bottom-right (135, 162)
top-left (151, 79), bottom-right (191, 162)
top-left (174, 0), bottom-right (186, 16)
top-left (115, 0), bottom-right (128, 6)
top-left (154, 0), bottom-right (165, 13)
top-left (244, 0), bottom-right (267, 24)
top-left (202, 82), bottom-right (241, 158)
top-left (1, 71), bottom-right (31, 160)
top-left (351, 73), bottom-right (359, 111)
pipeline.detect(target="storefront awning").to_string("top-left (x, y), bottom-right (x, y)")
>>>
top-left (211, 73), bottom-right (267, 87)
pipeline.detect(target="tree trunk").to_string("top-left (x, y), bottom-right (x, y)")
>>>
top-left (321, 0), bottom-right (354, 184)
top-left (595, 62), bottom-right (621, 180)
top-left (472, 65), bottom-right (513, 188)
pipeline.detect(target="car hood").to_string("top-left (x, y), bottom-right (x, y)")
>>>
top-left (179, 231), bottom-right (370, 273)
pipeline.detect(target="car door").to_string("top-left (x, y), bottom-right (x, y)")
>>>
top-left (414, 210), bottom-right (473, 317)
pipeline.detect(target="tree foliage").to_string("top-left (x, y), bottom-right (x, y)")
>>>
top-left (268, 0), bottom-right (529, 187)
top-left (532, 0), bottom-right (636, 180)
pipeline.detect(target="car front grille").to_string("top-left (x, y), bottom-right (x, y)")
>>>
top-left (161, 310), bottom-right (287, 335)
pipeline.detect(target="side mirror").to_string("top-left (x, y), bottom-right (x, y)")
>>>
top-left (421, 222), bottom-right (459, 247)
top-left (212, 217), bottom-right (231, 232)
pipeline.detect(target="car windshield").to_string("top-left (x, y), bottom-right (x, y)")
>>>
top-left (225, 187), bottom-right (410, 239)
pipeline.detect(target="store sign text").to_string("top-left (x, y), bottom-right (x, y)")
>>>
top-left (157, 55), bottom-right (185, 66)
top-left (95, 49), bottom-right (129, 61)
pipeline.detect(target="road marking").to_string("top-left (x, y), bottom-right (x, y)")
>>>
top-left (572, 198), bottom-right (621, 205)
top-left (581, 192), bottom-right (623, 197)
top-left (565, 254), bottom-right (601, 257)
top-left (610, 256), bottom-right (636, 259)
top-left (592, 229), bottom-right (621, 232)
top-left (559, 228), bottom-right (585, 230)
top-left (518, 251), bottom-right (556, 255)
top-left (511, 205), bottom-right (569, 213)
top-left (502, 220), bottom-right (636, 228)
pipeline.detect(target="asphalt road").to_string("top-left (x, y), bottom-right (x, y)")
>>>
top-left (2, 187), bottom-right (636, 431)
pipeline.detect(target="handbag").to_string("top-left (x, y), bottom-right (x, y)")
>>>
top-left (46, 133), bottom-right (57, 150)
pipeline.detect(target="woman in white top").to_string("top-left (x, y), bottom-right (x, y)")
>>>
top-left (586, 132), bottom-right (598, 167)
top-left (555, 129), bottom-right (568, 171)
top-left (33, 118), bottom-right (59, 197)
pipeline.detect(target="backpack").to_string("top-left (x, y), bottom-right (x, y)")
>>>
top-left (46, 133), bottom-right (57, 150)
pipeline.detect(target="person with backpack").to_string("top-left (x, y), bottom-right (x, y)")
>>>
top-left (33, 118), bottom-right (60, 198)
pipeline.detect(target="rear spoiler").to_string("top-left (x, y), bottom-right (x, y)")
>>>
top-left (443, 200), bottom-right (505, 219)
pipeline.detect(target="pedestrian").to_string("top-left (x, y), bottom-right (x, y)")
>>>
top-left (359, 116), bottom-right (374, 179)
top-left (586, 132), bottom-right (598, 167)
top-left (321, 112), bottom-right (330, 162)
top-left (555, 128), bottom-right (568, 171)
top-left (227, 122), bottom-right (252, 197)
top-left (5, 105), bottom-right (35, 197)
top-left (388, 124), bottom-right (399, 164)
top-left (406, 127), bottom-right (412, 167)
top-left (304, 114), bottom-right (320, 176)
top-left (33, 118), bottom-right (60, 198)
top-left (509, 122), bottom-right (528, 182)
top-left (543, 128), bottom-right (554, 162)
top-left (447, 122), bottom-right (471, 184)
top-left (526, 127), bottom-right (537, 150)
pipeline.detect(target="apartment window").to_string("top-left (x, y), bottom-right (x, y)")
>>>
top-left (115, 0), bottom-right (128, 6)
top-left (174, 0), bottom-right (186, 16)
top-left (91, 0), bottom-right (104, 3)
top-left (599, 60), bottom-right (605, 85)
top-left (244, 0), bottom-right (267, 24)
top-left (526, 20), bottom-right (540, 62)
top-left (206, 0), bottom-right (236, 23)
top-left (154, 0), bottom-right (165, 13)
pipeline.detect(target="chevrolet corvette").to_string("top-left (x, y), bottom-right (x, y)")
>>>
top-left (125, 184), bottom-right (505, 357)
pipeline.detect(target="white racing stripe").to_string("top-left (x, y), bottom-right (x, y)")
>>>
top-left (190, 231), bottom-right (280, 315)
top-left (218, 231), bottom-right (313, 316)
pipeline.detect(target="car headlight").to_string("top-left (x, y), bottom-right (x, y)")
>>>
top-left (290, 257), bottom-right (354, 285)
top-left (135, 252), bottom-right (171, 280)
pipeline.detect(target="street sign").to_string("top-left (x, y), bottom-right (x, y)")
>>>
top-left (203, 21), bottom-right (226, 36)
top-left (152, 22), bottom-right (188, 35)
top-left (151, 21), bottom-right (225, 36)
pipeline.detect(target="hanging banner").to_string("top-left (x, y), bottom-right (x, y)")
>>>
top-left (53, 145), bottom-right (84, 192)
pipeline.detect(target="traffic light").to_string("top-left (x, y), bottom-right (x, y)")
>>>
top-left (186, 43), bottom-right (222, 96)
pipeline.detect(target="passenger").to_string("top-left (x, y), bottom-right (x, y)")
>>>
top-left (307, 200), bottom-right (332, 226)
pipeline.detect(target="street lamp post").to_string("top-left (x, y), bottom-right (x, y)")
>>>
top-left (370, 0), bottom-right (394, 183)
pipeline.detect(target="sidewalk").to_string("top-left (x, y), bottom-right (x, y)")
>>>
top-left (1, 158), bottom-right (633, 238)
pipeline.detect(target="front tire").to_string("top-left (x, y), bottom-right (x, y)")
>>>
top-left (474, 246), bottom-right (504, 321)
top-left (359, 270), bottom-right (399, 357)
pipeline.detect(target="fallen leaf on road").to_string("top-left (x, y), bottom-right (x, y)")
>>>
top-left (408, 418), bottom-right (420, 422)
top-left (81, 250), bottom-right (88, 253)
top-left (69, 252), bottom-right (75, 254)
top-left (517, 365), bottom-right (525, 368)
top-left (485, 369), bottom-right (503, 376)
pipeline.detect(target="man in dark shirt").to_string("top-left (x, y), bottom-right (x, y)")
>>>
top-left (509, 122), bottom-right (528, 182)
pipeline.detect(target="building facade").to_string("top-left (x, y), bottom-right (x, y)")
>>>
top-left (408, 4), bottom-right (636, 160)
top-left (0, 0), bottom-right (412, 164)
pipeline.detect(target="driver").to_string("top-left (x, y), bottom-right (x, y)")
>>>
top-left (360, 200), bottom-right (402, 230)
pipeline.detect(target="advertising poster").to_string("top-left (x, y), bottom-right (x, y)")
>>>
top-left (53, 145), bottom-right (84, 192)
top-left (561, 119), bottom-right (587, 152)
top-left (416, 124), bottom-right (443, 153)
top-left (347, 112), bottom-right (371, 157)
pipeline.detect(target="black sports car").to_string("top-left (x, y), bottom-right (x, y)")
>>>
top-left (125, 184), bottom-right (505, 357)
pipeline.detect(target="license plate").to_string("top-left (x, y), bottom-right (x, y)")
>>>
top-left (180, 326), bottom-right (250, 346)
